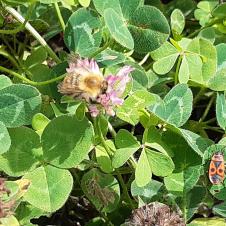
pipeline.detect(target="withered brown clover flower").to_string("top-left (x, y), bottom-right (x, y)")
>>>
top-left (85, 176), bottom-right (115, 211)
top-left (125, 202), bottom-right (185, 226)
top-left (0, 178), bottom-right (10, 195)
top-left (0, 199), bottom-right (15, 218)
top-left (0, 178), bottom-right (14, 218)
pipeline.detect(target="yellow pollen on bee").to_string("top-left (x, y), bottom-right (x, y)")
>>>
top-left (79, 73), bottom-right (105, 98)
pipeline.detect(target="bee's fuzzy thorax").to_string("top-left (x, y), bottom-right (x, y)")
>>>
top-left (58, 58), bottom-right (106, 101)
top-left (78, 73), bottom-right (105, 99)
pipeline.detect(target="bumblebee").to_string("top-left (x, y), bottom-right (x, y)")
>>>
top-left (58, 58), bottom-right (108, 102)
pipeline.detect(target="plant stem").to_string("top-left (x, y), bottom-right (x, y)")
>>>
top-left (174, 55), bottom-right (182, 85)
top-left (108, 122), bottom-right (117, 138)
top-left (203, 126), bottom-right (224, 133)
top-left (70, 169), bottom-right (81, 186)
top-left (0, 65), bottom-right (66, 86)
top-left (89, 39), bottom-right (112, 58)
top-left (4, 6), bottom-right (61, 64)
top-left (182, 193), bottom-right (187, 222)
top-left (0, 34), bottom-right (16, 56)
top-left (128, 156), bottom-right (137, 169)
top-left (111, 167), bottom-right (133, 175)
top-left (199, 95), bottom-right (215, 123)
top-left (193, 87), bottom-right (206, 105)
top-left (1, 34), bottom-right (34, 78)
top-left (0, 2), bottom-right (35, 34)
top-left (117, 172), bottom-right (135, 207)
top-left (54, 2), bottom-right (65, 31)
top-left (203, 117), bottom-right (216, 124)
top-left (0, 23), bottom-right (26, 34)
top-left (99, 212), bottom-right (114, 226)
top-left (95, 117), bottom-right (135, 208)
top-left (0, 48), bottom-right (19, 68)
top-left (187, 18), bottom-right (221, 38)
top-left (187, 27), bottom-right (203, 39)
top-left (139, 53), bottom-right (150, 66)
top-left (145, 61), bottom-right (154, 71)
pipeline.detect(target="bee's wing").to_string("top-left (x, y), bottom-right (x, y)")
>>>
top-left (58, 73), bottom-right (82, 98)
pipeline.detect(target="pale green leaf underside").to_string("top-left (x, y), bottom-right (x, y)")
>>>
top-left (178, 56), bottom-right (189, 83)
top-left (40, 0), bottom-right (60, 3)
top-left (164, 172), bottom-right (184, 196)
top-left (187, 38), bottom-right (217, 85)
top-left (96, 145), bottom-right (113, 173)
top-left (113, 147), bottom-right (139, 168)
top-left (146, 148), bottom-right (174, 177)
top-left (208, 69), bottom-right (226, 91)
top-left (113, 129), bottom-right (140, 168)
top-left (216, 93), bottom-right (226, 131)
top-left (78, 0), bottom-right (91, 7)
top-left (151, 41), bottom-right (179, 75)
top-left (153, 53), bottom-right (179, 75)
top-left (170, 9), bottom-right (185, 35)
top-left (135, 149), bottom-right (152, 187)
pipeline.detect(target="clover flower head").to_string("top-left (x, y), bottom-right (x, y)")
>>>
top-left (89, 104), bottom-right (100, 118)
top-left (94, 65), bottom-right (134, 116)
top-left (66, 58), bottom-right (102, 77)
top-left (86, 64), bottom-right (133, 117)
top-left (61, 57), bottom-right (134, 117)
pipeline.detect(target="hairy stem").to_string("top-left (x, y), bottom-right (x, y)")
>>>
top-left (0, 65), bottom-right (65, 86)
top-left (0, 2), bottom-right (35, 34)
top-left (95, 117), bottom-right (135, 208)
top-left (4, 6), bottom-right (61, 63)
